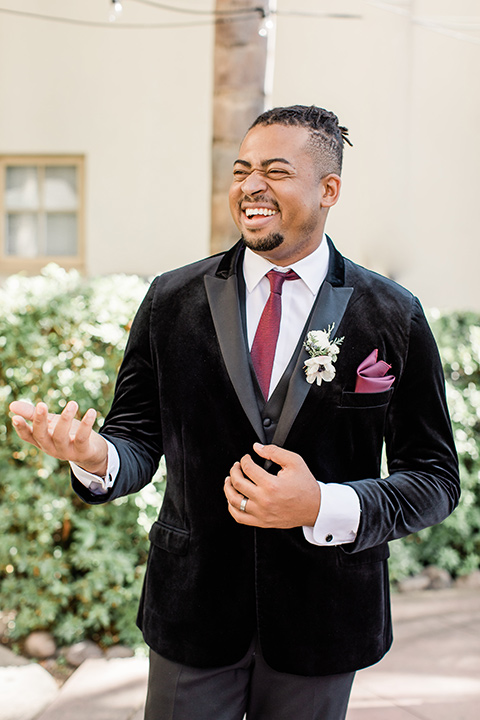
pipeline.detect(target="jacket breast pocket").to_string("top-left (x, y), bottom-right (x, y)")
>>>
top-left (339, 388), bottom-right (394, 409)
top-left (149, 519), bottom-right (190, 556)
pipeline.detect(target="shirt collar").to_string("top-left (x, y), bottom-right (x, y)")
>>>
top-left (243, 235), bottom-right (330, 296)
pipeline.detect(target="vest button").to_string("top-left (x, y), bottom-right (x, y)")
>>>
top-left (263, 417), bottom-right (272, 428)
top-left (325, 534), bottom-right (334, 543)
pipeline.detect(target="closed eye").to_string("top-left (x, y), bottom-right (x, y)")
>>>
top-left (233, 169), bottom-right (249, 178)
top-left (267, 169), bottom-right (289, 177)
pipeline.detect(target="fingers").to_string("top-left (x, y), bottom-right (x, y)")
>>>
top-left (225, 462), bottom-right (251, 504)
top-left (9, 400), bottom-right (36, 421)
top-left (74, 408), bottom-right (97, 448)
top-left (224, 473), bottom-right (256, 527)
top-left (225, 445), bottom-right (320, 529)
top-left (11, 413), bottom-right (41, 449)
top-left (224, 475), bottom-right (241, 508)
top-left (253, 442), bottom-right (299, 469)
top-left (10, 400), bottom-right (98, 463)
top-left (224, 460), bottom-right (258, 516)
top-left (47, 402), bottom-right (97, 460)
top-left (48, 401), bottom-right (78, 443)
top-left (32, 402), bottom-right (57, 448)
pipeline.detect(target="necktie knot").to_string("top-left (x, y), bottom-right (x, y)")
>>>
top-left (266, 268), bottom-right (300, 295)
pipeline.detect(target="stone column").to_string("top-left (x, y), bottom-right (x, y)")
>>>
top-left (210, 0), bottom-right (272, 254)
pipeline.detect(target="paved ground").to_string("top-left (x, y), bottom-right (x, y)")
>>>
top-left (1, 586), bottom-right (479, 720)
top-left (346, 587), bottom-right (480, 720)
top-left (34, 656), bottom-right (148, 720)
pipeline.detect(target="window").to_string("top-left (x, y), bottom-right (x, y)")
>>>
top-left (0, 156), bottom-right (85, 274)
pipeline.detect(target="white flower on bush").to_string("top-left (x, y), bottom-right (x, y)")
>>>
top-left (303, 324), bottom-right (344, 386)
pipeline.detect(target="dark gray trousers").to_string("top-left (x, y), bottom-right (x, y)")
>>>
top-left (144, 637), bottom-right (355, 720)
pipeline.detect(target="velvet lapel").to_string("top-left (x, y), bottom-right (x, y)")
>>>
top-left (271, 243), bottom-right (354, 449)
top-left (204, 244), bottom-right (267, 443)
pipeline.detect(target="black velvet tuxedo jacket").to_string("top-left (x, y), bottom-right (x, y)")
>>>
top-left (73, 237), bottom-right (459, 677)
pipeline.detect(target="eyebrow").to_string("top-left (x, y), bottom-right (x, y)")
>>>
top-left (233, 157), bottom-right (294, 168)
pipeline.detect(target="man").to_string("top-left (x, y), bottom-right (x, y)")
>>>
top-left (11, 105), bottom-right (459, 720)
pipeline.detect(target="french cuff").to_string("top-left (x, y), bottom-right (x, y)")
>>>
top-left (70, 440), bottom-right (120, 495)
top-left (303, 481), bottom-right (361, 546)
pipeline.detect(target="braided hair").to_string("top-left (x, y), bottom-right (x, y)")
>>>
top-left (249, 105), bottom-right (352, 176)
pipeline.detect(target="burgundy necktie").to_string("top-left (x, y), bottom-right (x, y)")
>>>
top-left (251, 269), bottom-right (300, 399)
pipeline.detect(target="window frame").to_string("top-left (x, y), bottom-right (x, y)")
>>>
top-left (0, 154), bottom-right (85, 274)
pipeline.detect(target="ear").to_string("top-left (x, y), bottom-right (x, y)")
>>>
top-left (320, 174), bottom-right (341, 208)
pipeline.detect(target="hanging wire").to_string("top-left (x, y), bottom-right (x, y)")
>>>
top-left (131, 1), bottom-right (362, 21)
top-left (275, 11), bottom-right (362, 19)
top-left (366, 1), bottom-right (480, 46)
top-left (2, 1), bottom-right (478, 45)
top-left (131, 0), bottom-right (266, 17)
top-left (0, 2), bottom-right (362, 30)
top-left (0, 5), bottom-right (256, 29)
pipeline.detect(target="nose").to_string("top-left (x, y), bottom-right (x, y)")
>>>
top-left (240, 170), bottom-right (268, 196)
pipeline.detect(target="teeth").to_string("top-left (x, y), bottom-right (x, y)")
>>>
top-left (245, 208), bottom-right (277, 218)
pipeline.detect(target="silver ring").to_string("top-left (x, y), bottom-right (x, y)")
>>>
top-left (240, 497), bottom-right (248, 513)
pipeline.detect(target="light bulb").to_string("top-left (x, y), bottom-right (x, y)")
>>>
top-left (258, 17), bottom-right (274, 37)
top-left (109, 0), bottom-right (123, 23)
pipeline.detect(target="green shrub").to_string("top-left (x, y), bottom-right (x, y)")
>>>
top-left (1, 265), bottom-right (479, 646)
top-left (388, 310), bottom-right (480, 582)
top-left (0, 264), bottom-right (165, 648)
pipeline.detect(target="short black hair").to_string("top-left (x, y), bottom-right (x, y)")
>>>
top-left (249, 104), bottom-right (352, 176)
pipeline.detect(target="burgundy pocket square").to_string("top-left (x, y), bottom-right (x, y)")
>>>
top-left (355, 349), bottom-right (395, 393)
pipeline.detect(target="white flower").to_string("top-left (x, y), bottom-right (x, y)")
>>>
top-left (308, 330), bottom-right (331, 351)
top-left (303, 324), bottom-right (344, 386)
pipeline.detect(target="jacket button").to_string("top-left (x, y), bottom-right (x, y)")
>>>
top-left (325, 534), bottom-right (334, 543)
top-left (263, 418), bottom-right (272, 427)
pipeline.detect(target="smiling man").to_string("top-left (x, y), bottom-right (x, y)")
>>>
top-left (10, 105), bottom-right (459, 720)
top-left (230, 120), bottom-right (341, 264)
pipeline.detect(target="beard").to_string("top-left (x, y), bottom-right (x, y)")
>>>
top-left (241, 232), bottom-right (284, 253)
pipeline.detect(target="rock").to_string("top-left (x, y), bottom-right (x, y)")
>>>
top-left (397, 573), bottom-right (431, 593)
top-left (0, 663), bottom-right (58, 720)
top-left (24, 631), bottom-right (57, 659)
top-left (105, 645), bottom-right (135, 660)
top-left (454, 570), bottom-right (480, 588)
top-left (0, 645), bottom-right (30, 667)
top-left (65, 640), bottom-right (103, 667)
top-left (422, 565), bottom-right (452, 589)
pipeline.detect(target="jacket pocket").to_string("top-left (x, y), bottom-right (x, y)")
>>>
top-left (149, 519), bottom-right (190, 556)
top-left (339, 388), bottom-right (394, 409)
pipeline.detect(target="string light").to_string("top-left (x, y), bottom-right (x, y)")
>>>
top-left (258, 15), bottom-right (274, 37)
top-left (109, 1), bottom-right (123, 23)
top-left (0, 4), bottom-right (362, 31)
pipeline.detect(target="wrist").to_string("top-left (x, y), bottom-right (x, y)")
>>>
top-left (303, 481), bottom-right (321, 527)
top-left (76, 438), bottom-right (108, 477)
top-left (76, 460), bottom-right (108, 478)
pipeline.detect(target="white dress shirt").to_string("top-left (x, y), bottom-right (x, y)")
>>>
top-left (72, 237), bottom-right (361, 546)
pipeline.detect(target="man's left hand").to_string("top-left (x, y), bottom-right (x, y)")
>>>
top-left (224, 443), bottom-right (321, 528)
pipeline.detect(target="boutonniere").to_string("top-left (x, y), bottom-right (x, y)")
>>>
top-left (303, 324), bottom-right (344, 386)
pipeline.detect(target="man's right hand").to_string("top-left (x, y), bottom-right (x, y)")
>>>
top-left (9, 400), bottom-right (108, 477)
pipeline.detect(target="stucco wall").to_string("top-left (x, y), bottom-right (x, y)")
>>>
top-left (0, 0), bottom-right (214, 277)
top-left (0, 0), bottom-right (478, 309)
top-left (271, 0), bottom-right (480, 309)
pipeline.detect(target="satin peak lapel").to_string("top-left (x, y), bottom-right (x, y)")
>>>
top-left (204, 273), bottom-right (266, 443)
top-left (272, 280), bottom-right (354, 449)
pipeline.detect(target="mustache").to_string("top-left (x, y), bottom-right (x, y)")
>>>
top-left (240, 194), bottom-right (279, 209)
